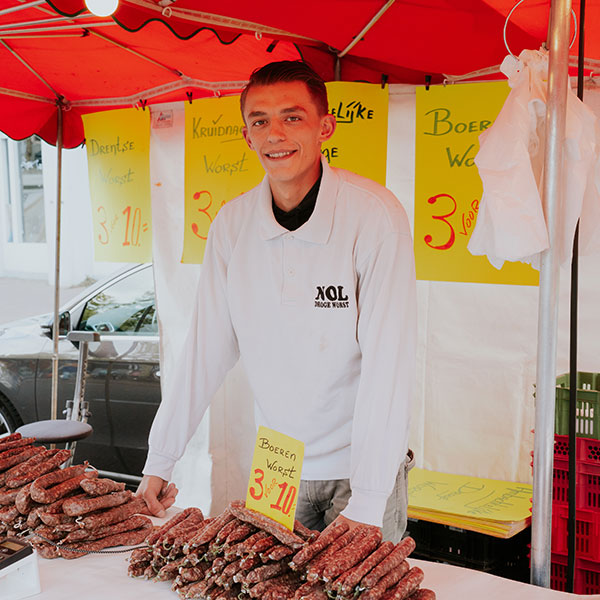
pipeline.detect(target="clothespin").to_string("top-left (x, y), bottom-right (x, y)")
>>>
top-left (139, 99), bottom-right (147, 111)
top-left (425, 75), bottom-right (431, 91)
top-left (381, 74), bottom-right (388, 89)
top-left (186, 91), bottom-right (193, 104)
top-left (266, 41), bottom-right (278, 53)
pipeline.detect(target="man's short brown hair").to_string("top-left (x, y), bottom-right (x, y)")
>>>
top-left (240, 60), bottom-right (328, 119)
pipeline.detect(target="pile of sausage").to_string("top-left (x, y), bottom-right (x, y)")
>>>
top-left (0, 433), bottom-right (152, 558)
top-left (128, 500), bottom-right (435, 600)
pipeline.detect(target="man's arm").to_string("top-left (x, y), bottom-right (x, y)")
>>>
top-left (138, 212), bottom-right (240, 514)
top-left (342, 222), bottom-right (417, 527)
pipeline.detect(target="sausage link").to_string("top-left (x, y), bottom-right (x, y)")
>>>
top-left (26, 508), bottom-right (42, 529)
top-left (235, 530), bottom-right (269, 556)
top-left (0, 445), bottom-right (42, 471)
top-left (38, 511), bottom-right (76, 527)
top-left (228, 501), bottom-right (305, 549)
top-left (38, 472), bottom-right (98, 505)
top-left (214, 517), bottom-right (242, 545)
top-left (289, 519), bottom-right (349, 570)
top-left (0, 437), bottom-right (35, 454)
top-left (362, 537), bottom-right (416, 589)
top-left (224, 522), bottom-right (255, 547)
top-left (162, 507), bottom-right (204, 546)
top-left (64, 515), bottom-right (151, 543)
top-left (379, 567), bottom-right (424, 600)
top-left (59, 520), bottom-right (152, 559)
top-left (339, 540), bottom-right (394, 596)
top-left (0, 483), bottom-right (25, 506)
top-left (321, 526), bottom-right (382, 581)
top-left (294, 520), bottom-right (319, 542)
top-left (31, 524), bottom-right (67, 542)
top-left (32, 541), bottom-right (60, 559)
top-left (238, 554), bottom-right (261, 572)
top-left (305, 527), bottom-right (364, 582)
top-left (146, 507), bottom-right (198, 547)
top-left (28, 452), bottom-right (80, 503)
top-left (0, 504), bottom-right (19, 523)
top-left (248, 534), bottom-right (277, 556)
top-left (266, 544), bottom-right (294, 562)
top-left (359, 561), bottom-right (410, 600)
top-left (18, 449), bottom-right (72, 490)
top-left (155, 555), bottom-right (188, 581)
top-left (63, 490), bottom-right (133, 516)
top-left (294, 580), bottom-right (323, 599)
top-left (0, 433), bottom-right (22, 447)
top-left (188, 509), bottom-right (234, 546)
top-left (15, 482), bottom-right (42, 514)
top-left (247, 573), bottom-right (297, 598)
top-left (406, 590), bottom-right (435, 600)
top-left (243, 560), bottom-right (289, 585)
top-left (80, 477), bottom-right (126, 496)
top-left (79, 496), bottom-right (146, 529)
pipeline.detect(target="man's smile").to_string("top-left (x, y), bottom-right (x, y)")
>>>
top-left (265, 150), bottom-right (297, 159)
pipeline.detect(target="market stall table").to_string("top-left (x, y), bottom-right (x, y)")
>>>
top-left (25, 510), bottom-right (586, 600)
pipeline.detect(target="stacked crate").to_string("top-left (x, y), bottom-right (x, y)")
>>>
top-left (550, 372), bottom-right (600, 594)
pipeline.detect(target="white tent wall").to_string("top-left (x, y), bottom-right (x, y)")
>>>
top-left (149, 84), bottom-right (600, 513)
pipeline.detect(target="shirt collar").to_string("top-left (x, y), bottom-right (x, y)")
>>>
top-left (259, 156), bottom-right (338, 244)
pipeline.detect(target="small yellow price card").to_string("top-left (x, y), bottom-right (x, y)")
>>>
top-left (246, 426), bottom-right (304, 530)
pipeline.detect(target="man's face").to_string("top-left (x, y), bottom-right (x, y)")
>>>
top-left (242, 81), bottom-right (336, 191)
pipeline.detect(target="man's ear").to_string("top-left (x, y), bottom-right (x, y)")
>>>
top-left (319, 114), bottom-right (336, 142)
top-left (242, 127), bottom-right (254, 150)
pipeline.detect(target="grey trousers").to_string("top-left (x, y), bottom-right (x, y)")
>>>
top-left (295, 450), bottom-right (415, 543)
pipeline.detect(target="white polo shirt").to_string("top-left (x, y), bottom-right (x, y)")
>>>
top-left (144, 157), bottom-right (417, 526)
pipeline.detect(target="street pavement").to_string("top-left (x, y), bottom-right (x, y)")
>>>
top-left (0, 277), bottom-right (89, 325)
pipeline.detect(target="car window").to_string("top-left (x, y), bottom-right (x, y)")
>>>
top-left (78, 268), bottom-right (157, 335)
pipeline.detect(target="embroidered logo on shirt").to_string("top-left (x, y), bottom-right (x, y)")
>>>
top-left (314, 285), bottom-right (350, 309)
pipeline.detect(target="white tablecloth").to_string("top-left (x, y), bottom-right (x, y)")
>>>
top-left (24, 509), bottom-right (593, 600)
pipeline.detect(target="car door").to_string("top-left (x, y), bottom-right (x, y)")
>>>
top-left (36, 265), bottom-right (161, 479)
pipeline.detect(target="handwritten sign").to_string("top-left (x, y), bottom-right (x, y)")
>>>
top-left (82, 108), bottom-right (152, 263)
top-left (182, 95), bottom-right (263, 263)
top-left (246, 426), bottom-right (304, 530)
top-left (414, 82), bottom-right (538, 285)
top-left (324, 82), bottom-right (388, 185)
top-left (408, 467), bottom-right (532, 523)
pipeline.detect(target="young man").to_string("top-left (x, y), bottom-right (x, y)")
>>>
top-left (138, 61), bottom-right (417, 541)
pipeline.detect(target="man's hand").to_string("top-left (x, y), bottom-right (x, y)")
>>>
top-left (136, 474), bottom-right (178, 518)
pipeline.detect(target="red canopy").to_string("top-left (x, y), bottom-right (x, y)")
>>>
top-left (0, 0), bottom-right (597, 147)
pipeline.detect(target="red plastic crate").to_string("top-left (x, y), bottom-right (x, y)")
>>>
top-left (551, 553), bottom-right (600, 594)
top-left (552, 504), bottom-right (600, 560)
top-left (553, 435), bottom-right (600, 509)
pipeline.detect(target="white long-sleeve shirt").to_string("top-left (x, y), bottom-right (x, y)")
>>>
top-left (144, 157), bottom-right (417, 526)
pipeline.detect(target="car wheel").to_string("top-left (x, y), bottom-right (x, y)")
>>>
top-left (0, 395), bottom-right (23, 437)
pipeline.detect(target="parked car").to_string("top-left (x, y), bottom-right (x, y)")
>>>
top-left (0, 263), bottom-right (160, 483)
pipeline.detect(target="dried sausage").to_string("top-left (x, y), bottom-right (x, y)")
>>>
top-left (247, 573), bottom-right (297, 598)
top-left (228, 501), bottom-right (305, 549)
top-left (0, 483), bottom-right (25, 506)
top-left (0, 504), bottom-right (19, 523)
top-left (63, 490), bottom-right (133, 516)
top-left (79, 496), bottom-right (145, 529)
top-left (15, 482), bottom-right (42, 515)
top-left (379, 567), bottom-right (424, 600)
top-left (80, 478), bottom-right (125, 496)
top-left (0, 437), bottom-right (35, 453)
top-left (146, 507), bottom-right (198, 546)
top-left (188, 509), bottom-right (234, 546)
top-left (27, 451), bottom-right (78, 502)
top-left (59, 519), bottom-right (152, 559)
top-left (289, 519), bottom-right (349, 570)
top-left (266, 544), bottom-right (294, 561)
top-left (406, 589), bottom-right (435, 600)
top-left (63, 514), bottom-right (151, 543)
top-left (339, 540), bottom-right (394, 596)
top-left (243, 560), bottom-right (289, 585)
top-left (305, 527), bottom-right (363, 582)
top-left (321, 526), bottom-right (381, 581)
top-left (359, 561), bottom-right (410, 600)
top-left (362, 537), bottom-right (416, 589)
top-left (214, 517), bottom-right (242, 545)
top-left (0, 433), bottom-right (23, 448)
top-left (294, 520), bottom-right (319, 541)
top-left (249, 534), bottom-right (277, 556)
top-left (235, 530), bottom-right (269, 556)
top-left (0, 446), bottom-right (41, 471)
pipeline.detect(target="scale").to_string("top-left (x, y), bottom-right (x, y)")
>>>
top-left (0, 538), bottom-right (41, 600)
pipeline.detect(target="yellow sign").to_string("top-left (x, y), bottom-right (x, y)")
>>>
top-left (246, 426), bottom-right (304, 531)
top-left (183, 96), bottom-right (263, 263)
top-left (83, 108), bottom-right (152, 262)
top-left (325, 82), bottom-right (388, 185)
top-left (414, 82), bottom-right (538, 285)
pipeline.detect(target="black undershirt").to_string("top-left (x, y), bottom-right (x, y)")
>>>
top-left (272, 168), bottom-right (322, 231)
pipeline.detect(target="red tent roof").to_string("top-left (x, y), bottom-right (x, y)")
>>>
top-left (1, 0), bottom-right (597, 147)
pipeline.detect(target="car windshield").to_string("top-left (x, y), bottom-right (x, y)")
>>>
top-left (78, 267), bottom-right (157, 334)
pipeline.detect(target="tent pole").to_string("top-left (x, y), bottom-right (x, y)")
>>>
top-left (51, 103), bottom-right (63, 422)
top-left (530, 0), bottom-right (572, 588)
